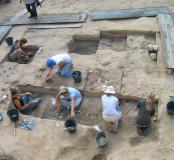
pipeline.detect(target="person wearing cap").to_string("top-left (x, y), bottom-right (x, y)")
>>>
top-left (56, 86), bottom-right (82, 117)
top-left (46, 54), bottom-right (73, 80)
top-left (101, 86), bottom-right (122, 129)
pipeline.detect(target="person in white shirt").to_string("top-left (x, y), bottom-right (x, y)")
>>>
top-left (46, 53), bottom-right (73, 80)
top-left (101, 86), bottom-right (122, 129)
top-left (20, 0), bottom-right (38, 18)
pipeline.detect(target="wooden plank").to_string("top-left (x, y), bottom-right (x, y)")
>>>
top-left (90, 6), bottom-right (171, 21)
top-left (28, 23), bottom-right (82, 29)
top-left (158, 14), bottom-right (174, 69)
top-left (0, 25), bottom-right (12, 43)
top-left (4, 13), bottom-right (87, 25)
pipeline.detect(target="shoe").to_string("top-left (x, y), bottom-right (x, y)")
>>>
top-left (33, 16), bottom-right (38, 19)
top-left (118, 119), bottom-right (122, 124)
top-left (58, 112), bottom-right (64, 119)
top-left (28, 15), bottom-right (34, 19)
top-left (34, 98), bottom-right (41, 103)
top-left (59, 115), bottom-right (63, 119)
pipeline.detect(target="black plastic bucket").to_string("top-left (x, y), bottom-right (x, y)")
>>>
top-left (5, 37), bottom-right (13, 46)
top-left (167, 101), bottom-right (174, 115)
top-left (96, 131), bottom-right (108, 148)
top-left (72, 71), bottom-right (81, 83)
top-left (64, 118), bottom-right (77, 134)
top-left (7, 108), bottom-right (19, 122)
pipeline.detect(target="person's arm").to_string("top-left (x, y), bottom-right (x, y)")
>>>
top-left (134, 101), bottom-right (141, 111)
top-left (56, 94), bottom-right (61, 112)
top-left (14, 99), bottom-right (32, 112)
top-left (46, 68), bottom-right (53, 78)
top-left (70, 97), bottom-right (75, 117)
top-left (58, 61), bottom-right (66, 68)
top-left (17, 92), bottom-right (32, 97)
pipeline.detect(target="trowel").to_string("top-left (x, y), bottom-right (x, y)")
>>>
top-left (92, 125), bottom-right (101, 132)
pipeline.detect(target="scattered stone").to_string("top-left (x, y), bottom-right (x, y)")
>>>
top-left (101, 61), bottom-right (111, 66)
top-left (0, 153), bottom-right (17, 160)
top-left (129, 136), bottom-right (142, 146)
top-left (149, 53), bottom-right (157, 61)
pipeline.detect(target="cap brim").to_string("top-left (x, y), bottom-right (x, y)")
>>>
top-left (104, 91), bottom-right (116, 94)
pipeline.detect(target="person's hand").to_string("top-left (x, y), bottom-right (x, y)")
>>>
top-left (46, 73), bottom-right (50, 78)
top-left (28, 101), bottom-right (33, 107)
top-left (46, 76), bottom-right (52, 82)
top-left (71, 112), bottom-right (75, 117)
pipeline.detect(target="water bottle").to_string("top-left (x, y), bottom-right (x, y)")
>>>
top-left (50, 98), bottom-right (56, 111)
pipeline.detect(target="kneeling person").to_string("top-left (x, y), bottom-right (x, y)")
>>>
top-left (56, 86), bottom-right (82, 117)
top-left (101, 86), bottom-right (122, 130)
top-left (46, 54), bottom-right (73, 79)
top-left (135, 94), bottom-right (155, 136)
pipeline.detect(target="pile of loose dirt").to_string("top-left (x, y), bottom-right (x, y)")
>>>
top-left (0, 153), bottom-right (17, 160)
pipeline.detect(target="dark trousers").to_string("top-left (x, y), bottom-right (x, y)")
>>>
top-left (25, 3), bottom-right (37, 17)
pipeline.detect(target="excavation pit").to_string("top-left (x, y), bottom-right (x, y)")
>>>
top-left (91, 154), bottom-right (107, 160)
top-left (12, 86), bottom-right (158, 137)
top-left (13, 86), bottom-right (140, 125)
top-left (68, 36), bottom-right (99, 55)
top-left (6, 45), bottom-right (40, 64)
top-left (100, 32), bottom-right (127, 51)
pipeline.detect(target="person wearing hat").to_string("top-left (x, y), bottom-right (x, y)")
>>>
top-left (56, 86), bottom-right (82, 118)
top-left (101, 86), bottom-right (122, 129)
top-left (46, 54), bottom-right (73, 80)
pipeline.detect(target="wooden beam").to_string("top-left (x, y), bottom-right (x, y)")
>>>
top-left (90, 6), bottom-right (171, 21)
top-left (158, 14), bottom-right (174, 69)
top-left (28, 23), bottom-right (82, 29)
top-left (3, 13), bottom-right (87, 26)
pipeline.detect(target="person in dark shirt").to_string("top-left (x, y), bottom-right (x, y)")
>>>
top-left (135, 94), bottom-right (155, 136)
top-left (20, 0), bottom-right (38, 19)
top-left (10, 88), bottom-right (41, 115)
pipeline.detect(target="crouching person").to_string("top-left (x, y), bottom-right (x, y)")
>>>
top-left (10, 88), bottom-right (41, 115)
top-left (8, 49), bottom-right (30, 64)
top-left (101, 86), bottom-right (122, 132)
top-left (135, 94), bottom-right (155, 136)
top-left (46, 54), bottom-right (73, 80)
top-left (56, 86), bottom-right (82, 118)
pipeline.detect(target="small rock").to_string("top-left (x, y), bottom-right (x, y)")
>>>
top-left (149, 53), bottom-right (157, 61)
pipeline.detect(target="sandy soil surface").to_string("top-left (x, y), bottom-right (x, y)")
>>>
top-left (1, 0), bottom-right (174, 160)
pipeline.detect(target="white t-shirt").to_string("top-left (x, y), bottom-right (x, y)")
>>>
top-left (50, 54), bottom-right (72, 65)
top-left (24, 0), bottom-right (36, 4)
top-left (101, 95), bottom-right (119, 116)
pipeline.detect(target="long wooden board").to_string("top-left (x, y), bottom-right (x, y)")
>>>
top-left (90, 6), bottom-right (171, 21)
top-left (158, 14), bottom-right (174, 69)
top-left (29, 23), bottom-right (82, 29)
top-left (0, 25), bottom-right (12, 43)
top-left (4, 13), bottom-right (87, 25)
